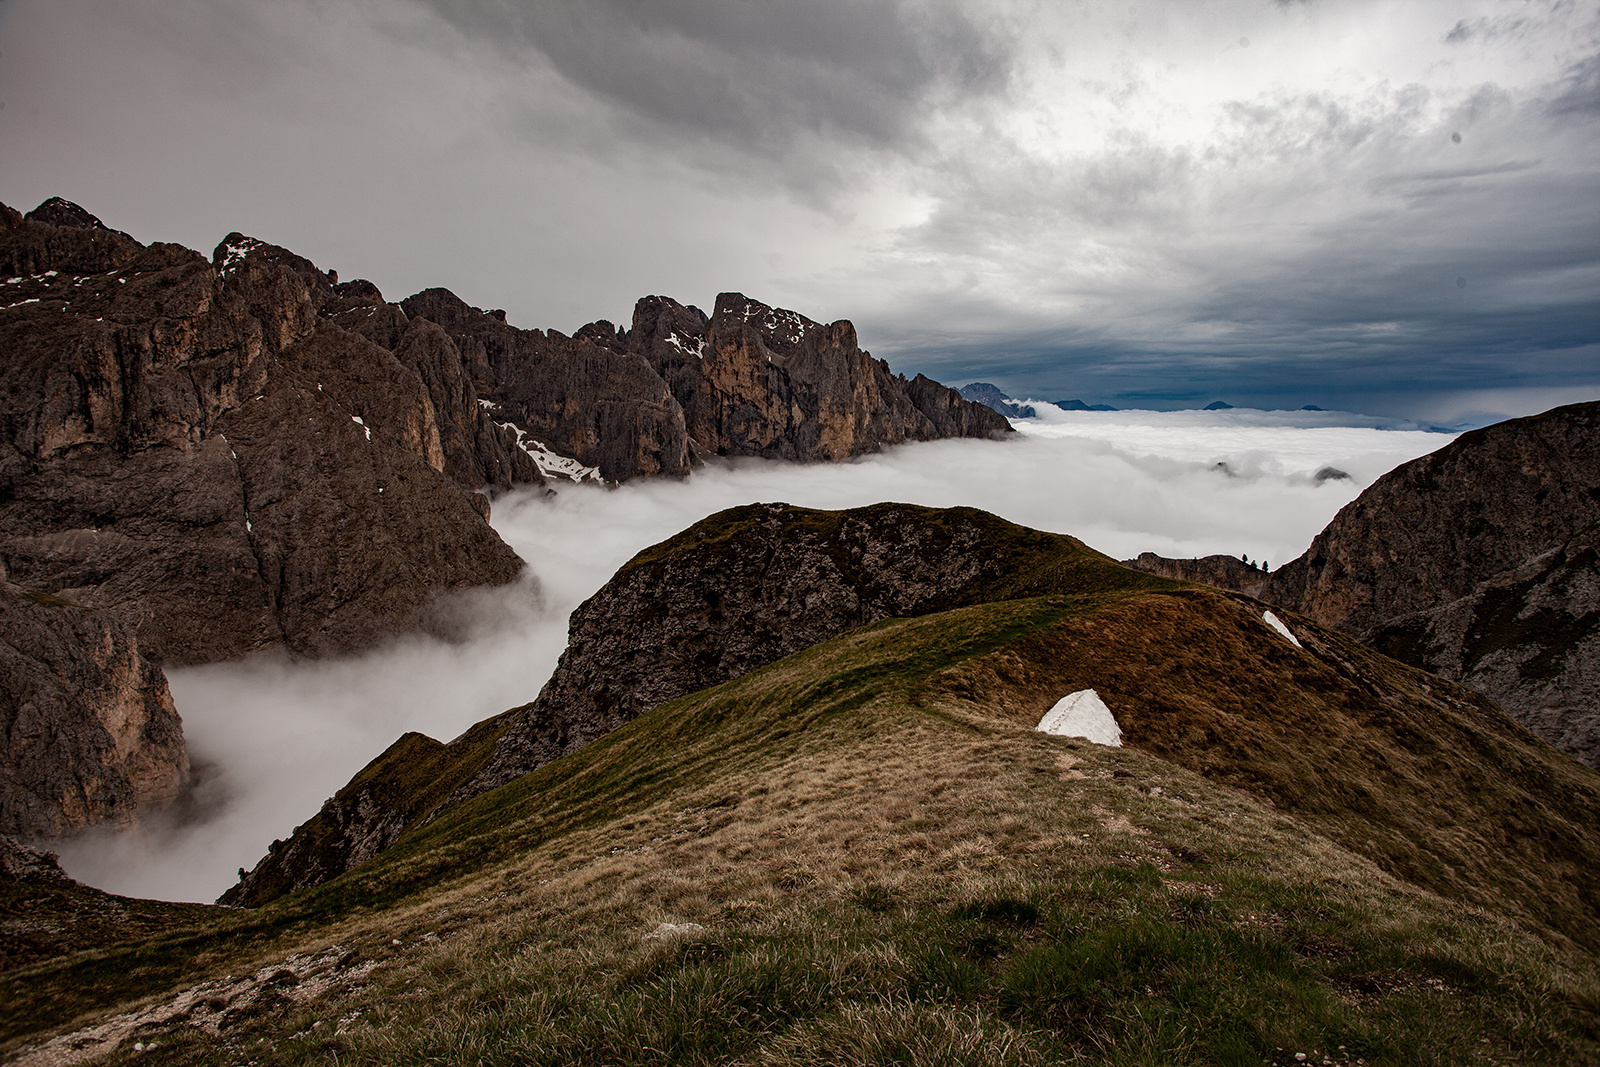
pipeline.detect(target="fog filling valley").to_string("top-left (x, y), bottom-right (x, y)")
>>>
top-left (54, 409), bottom-right (1453, 902)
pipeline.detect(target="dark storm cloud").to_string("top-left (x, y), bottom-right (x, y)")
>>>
top-left (854, 25), bottom-right (1600, 421)
top-left (415, 0), bottom-right (1018, 163)
top-left (1545, 52), bottom-right (1600, 117)
top-left (2, 0), bottom-right (1593, 421)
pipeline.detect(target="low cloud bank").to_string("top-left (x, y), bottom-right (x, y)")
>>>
top-left (54, 411), bottom-right (1453, 902)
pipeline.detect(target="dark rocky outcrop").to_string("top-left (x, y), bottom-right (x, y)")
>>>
top-left (1364, 524), bottom-right (1600, 769)
top-left (393, 290), bottom-right (1010, 482)
top-left (959, 382), bottom-right (1035, 419)
top-left (1124, 552), bottom-right (1272, 600)
top-left (0, 203), bottom-right (528, 665)
top-left (225, 503), bottom-right (1163, 903)
top-left (1, 578), bottom-right (187, 839)
top-left (400, 288), bottom-right (692, 482)
top-left (219, 710), bottom-right (518, 907)
top-left (455, 502), bottom-right (1133, 803)
top-left (1129, 401), bottom-right (1600, 767)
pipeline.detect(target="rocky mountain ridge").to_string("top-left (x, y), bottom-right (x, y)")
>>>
top-left (222, 504), bottom-right (1160, 904)
top-left (0, 195), bottom-right (1007, 842)
top-left (399, 287), bottom-right (1011, 482)
top-left (1128, 401), bottom-right (1600, 767)
top-left (223, 501), bottom-right (1600, 975)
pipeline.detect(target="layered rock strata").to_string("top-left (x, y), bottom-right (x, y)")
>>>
top-left (395, 290), bottom-right (1011, 482)
top-left (1128, 402), bottom-right (1600, 767)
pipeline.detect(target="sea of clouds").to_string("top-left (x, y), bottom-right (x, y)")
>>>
top-left (54, 408), bottom-right (1453, 902)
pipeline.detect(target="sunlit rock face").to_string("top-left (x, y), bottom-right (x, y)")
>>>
top-left (1130, 401), bottom-right (1600, 768)
top-left (0, 578), bottom-right (188, 839)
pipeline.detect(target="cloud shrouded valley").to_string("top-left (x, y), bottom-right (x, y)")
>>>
top-left (54, 412), bottom-right (1452, 902)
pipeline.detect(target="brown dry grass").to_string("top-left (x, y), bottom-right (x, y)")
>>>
top-left (7, 594), bottom-right (1599, 1066)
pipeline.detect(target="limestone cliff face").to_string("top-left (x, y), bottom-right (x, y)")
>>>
top-left (1127, 402), bottom-right (1600, 767)
top-left (1, 580), bottom-right (188, 839)
top-left (1365, 524), bottom-right (1600, 769)
top-left (400, 288), bottom-right (692, 482)
top-left (324, 281), bottom-right (543, 492)
top-left (630, 293), bottom-right (1013, 462)
top-left (392, 288), bottom-right (1010, 482)
top-left (0, 204), bottom-right (527, 665)
top-left (1267, 403), bottom-right (1600, 637)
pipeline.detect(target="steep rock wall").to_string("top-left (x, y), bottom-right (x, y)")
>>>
top-left (0, 204), bottom-right (527, 665)
top-left (1, 579), bottom-right (188, 839)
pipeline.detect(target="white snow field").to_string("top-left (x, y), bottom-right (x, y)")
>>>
top-left (1035, 689), bottom-right (1123, 747)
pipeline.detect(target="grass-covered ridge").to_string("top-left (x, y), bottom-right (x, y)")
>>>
top-left (223, 501), bottom-right (1185, 908)
top-left (7, 589), bottom-right (1598, 1065)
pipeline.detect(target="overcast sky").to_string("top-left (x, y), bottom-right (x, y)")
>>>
top-left (2, 0), bottom-right (1595, 421)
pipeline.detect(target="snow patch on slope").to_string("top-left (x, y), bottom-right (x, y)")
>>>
top-left (1036, 689), bottom-right (1122, 746)
top-left (663, 331), bottom-right (706, 359)
top-left (477, 401), bottom-right (601, 482)
top-left (218, 237), bottom-right (264, 275)
top-left (1262, 611), bottom-right (1302, 648)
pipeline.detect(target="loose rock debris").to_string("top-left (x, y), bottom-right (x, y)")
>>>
top-left (11, 946), bottom-right (378, 1066)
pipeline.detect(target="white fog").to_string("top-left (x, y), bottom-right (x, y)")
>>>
top-left (53, 409), bottom-right (1453, 902)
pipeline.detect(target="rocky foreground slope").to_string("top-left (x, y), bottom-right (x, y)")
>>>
top-left (1129, 401), bottom-right (1600, 768)
top-left (222, 504), bottom-right (1163, 904)
top-left (224, 502), bottom-right (1600, 971)
top-left (10, 507), bottom-right (1597, 1066)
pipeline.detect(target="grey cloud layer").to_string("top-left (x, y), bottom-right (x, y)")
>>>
top-left (419, 0), bottom-right (1018, 166)
top-left (1, 0), bottom-right (1593, 419)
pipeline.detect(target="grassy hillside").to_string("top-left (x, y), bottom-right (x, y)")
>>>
top-left (223, 502), bottom-right (1184, 907)
top-left (6, 587), bottom-right (1597, 1065)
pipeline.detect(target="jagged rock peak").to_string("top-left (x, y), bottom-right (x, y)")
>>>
top-left (960, 383), bottom-right (1037, 419)
top-left (213, 232), bottom-right (337, 306)
top-left (712, 291), bottom-right (826, 351)
top-left (24, 197), bottom-right (119, 234)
